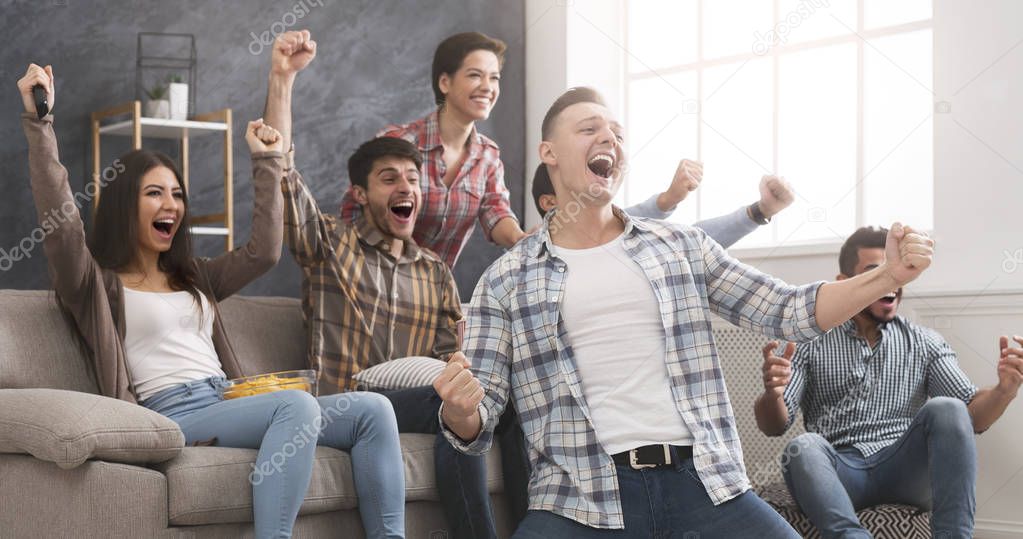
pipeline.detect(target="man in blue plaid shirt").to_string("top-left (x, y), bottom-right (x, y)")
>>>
top-left (431, 87), bottom-right (936, 538)
top-left (755, 226), bottom-right (1023, 538)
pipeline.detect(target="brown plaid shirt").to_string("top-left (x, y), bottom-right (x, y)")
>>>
top-left (281, 165), bottom-right (462, 394)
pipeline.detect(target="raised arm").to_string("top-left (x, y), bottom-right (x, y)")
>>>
top-left (263, 29), bottom-right (316, 153)
top-left (964, 335), bottom-right (1021, 433)
top-left (198, 120), bottom-right (285, 300)
top-left (754, 341), bottom-right (804, 436)
top-left (702, 222), bottom-right (932, 340)
top-left (17, 64), bottom-right (99, 302)
top-left (813, 224), bottom-right (932, 331)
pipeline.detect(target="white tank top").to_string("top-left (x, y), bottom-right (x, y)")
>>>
top-left (554, 233), bottom-right (694, 454)
top-left (123, 287), bottom-right (226, 402)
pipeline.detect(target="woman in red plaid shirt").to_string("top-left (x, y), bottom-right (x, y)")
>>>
top-left (340, 32), bottom-right (524, 268)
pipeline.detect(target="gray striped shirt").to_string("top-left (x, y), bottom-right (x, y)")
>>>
top-left (783, 316), bottom-right (977, 456)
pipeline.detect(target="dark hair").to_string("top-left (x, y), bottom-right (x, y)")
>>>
top-left (88, 149), bottom-right (202, 308)
top-left (838, 226), bottom-right (888, 277)
top-left (532, 164), bottom-right (554, 218)
top-left (541, 86), bottom-right (607, 140)
top-left (348, 137), bottom-right (424, 189)
top-left (432, 31), bottom-right (507, 106)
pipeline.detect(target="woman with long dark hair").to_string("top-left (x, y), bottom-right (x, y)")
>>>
top-left (18, 63), bottom-right (405, 538)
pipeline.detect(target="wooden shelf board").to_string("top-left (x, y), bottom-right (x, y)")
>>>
top-left (98, 117), bottom-right (228, 139)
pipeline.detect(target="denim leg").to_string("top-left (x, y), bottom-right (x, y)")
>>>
top-left (868, 397), bottom-right (976, 539)
top-left (513, 510), bottom-right (630, 538)
top-left (781, 433), bottom-right (871, 539)
top-left (511, 465), bottom-right (656, 539)
top-left (378, 385), bottom-right (497, 539)
top-left (316, 392), bottom-right (405, 539)
top-left (495, 405), bottom-right (531, 526)
top-left (172, 389), bottom-right (322, 539)
top-left (659, 459), bottom-right (799, 539)
top-left (376, 386), bottom-right (444, 434)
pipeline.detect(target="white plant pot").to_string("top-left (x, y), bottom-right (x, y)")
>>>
top-left (144, 99), bottom-right (170, 119)
top-left (169, 82), bottom-right (189, 120)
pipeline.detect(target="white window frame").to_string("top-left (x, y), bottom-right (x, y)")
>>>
top-left (622, 0), bottom-right (933, 255)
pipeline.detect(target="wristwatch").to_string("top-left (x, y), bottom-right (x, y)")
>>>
top-left (748, 202), bottom-right (770, 225)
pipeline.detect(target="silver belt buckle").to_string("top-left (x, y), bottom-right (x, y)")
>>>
top-left (629, 444), bottom-right (672, 470)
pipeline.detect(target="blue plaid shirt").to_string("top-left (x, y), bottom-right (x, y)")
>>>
top-left (442, 207), bottom-right (826, 529)
top-left (783, 316), bottom-right (978, 456)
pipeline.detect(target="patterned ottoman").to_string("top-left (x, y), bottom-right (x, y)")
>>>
top-left (756, 482), bottom-right (932, 538)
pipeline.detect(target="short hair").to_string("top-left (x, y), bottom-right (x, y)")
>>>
top-left (839, 226), bottom-right (888, 277)
top-left (541, 86), bottom-right (607, 140)
top-left (347, 137), bottom-right (423, 189)
top-left (432, 32), bottom-right (507, 106)
top-left (531, 164), bottom-right (555, 218)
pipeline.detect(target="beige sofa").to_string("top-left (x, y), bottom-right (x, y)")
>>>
top-left (0, 290), bottom-right (515, 538)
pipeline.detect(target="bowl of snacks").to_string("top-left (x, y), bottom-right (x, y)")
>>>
top-left (222, 370), bottom-right (317, 400)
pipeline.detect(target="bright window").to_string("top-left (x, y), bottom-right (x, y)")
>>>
top-left (623, 0), bottom-right (933, 248)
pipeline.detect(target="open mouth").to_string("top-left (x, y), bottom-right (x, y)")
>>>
top-left (879, 291), bottom-right (899, 305)
top-left (587, 153), bottom-right (615, 178)
top-left (389, 200), bottom-right (415, 220)
top-left (153, 218), bottom-right (175, 239)
top-left (471, 94), bottom-right (492, 107)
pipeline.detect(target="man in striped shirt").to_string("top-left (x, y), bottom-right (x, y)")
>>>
top-left (433, 87), bottom-right (937, 537)
top-left (263, 30), bottom-right (526, 539)
top-left (755, 226), bottom-right (1023, 538)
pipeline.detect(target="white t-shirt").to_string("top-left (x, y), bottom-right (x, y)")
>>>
top-left (123, 287), bottom-right (226, 402)
top-left (554, 233), bottom-right (694, 455)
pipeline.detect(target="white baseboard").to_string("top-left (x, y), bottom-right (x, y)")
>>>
top-left (975, 518), bottom-right (1023, 539)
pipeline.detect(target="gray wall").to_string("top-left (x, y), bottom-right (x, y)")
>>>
top-left (0, 0), bottom-right (526, 300)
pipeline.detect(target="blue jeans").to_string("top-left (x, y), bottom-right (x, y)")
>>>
top-left (782, 397), bottom-right (977, 539)
top-left (141, 376), bottom-right (405, 539)
top-left (375, 385), bottom-right (530, 539)
top-left (512, 454), bottom-right (799, 538)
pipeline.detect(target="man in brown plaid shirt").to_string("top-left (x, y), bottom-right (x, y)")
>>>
top-left (262, 30), bottom-right (527, 539)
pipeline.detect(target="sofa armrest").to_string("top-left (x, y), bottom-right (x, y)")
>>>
top-left (0, 388), bottom-right (184, 469)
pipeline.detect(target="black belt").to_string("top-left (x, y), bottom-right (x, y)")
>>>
top-left (611, 444), bottom-right (694, 469)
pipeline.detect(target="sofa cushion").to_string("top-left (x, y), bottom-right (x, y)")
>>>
top-left (353, 356), bottom-right (446, 391)
top-left (217, 296), bottom-right (307, 376)
top-left (0, 388), bottom-right (184, 468)
top-left (0, 290), bottom-right (98, 392)
top-left (158, 433), bottom-right (506, 526)
top-left (757, 482), bottom-right (931, 538)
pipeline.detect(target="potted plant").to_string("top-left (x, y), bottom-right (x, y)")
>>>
top-left (144, 82), bottom-right (170, 119)
top-left (168, 74), bottom-right (189, 120)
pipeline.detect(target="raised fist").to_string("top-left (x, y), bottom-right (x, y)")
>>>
top-left (245, 119), bottom-right (283, 153)
top-left (270, 30), bottom-right (317, 77)
top-left (16, 64), bottom-right (55, 116)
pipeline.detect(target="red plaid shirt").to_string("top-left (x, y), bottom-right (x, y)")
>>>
top-left (340, 110), bottom-right (517, 268)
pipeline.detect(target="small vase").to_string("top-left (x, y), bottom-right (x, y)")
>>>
top-left (144, 99), bottom-right (170, 119)
top-left (169, 82), bottom-right (189, 120)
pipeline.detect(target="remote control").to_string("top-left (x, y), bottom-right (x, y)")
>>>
top-left (32, 85), bottom-right (49, 119)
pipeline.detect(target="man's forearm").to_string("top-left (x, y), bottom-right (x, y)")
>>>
top-left (754, 392), bottom-right (789, 436)
top-left (968, 386), bottom-right (1017, 433)
top-left (264, 73), bottom-right (296, 151)
top-left (814, 267), bottom-right (901, 331)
